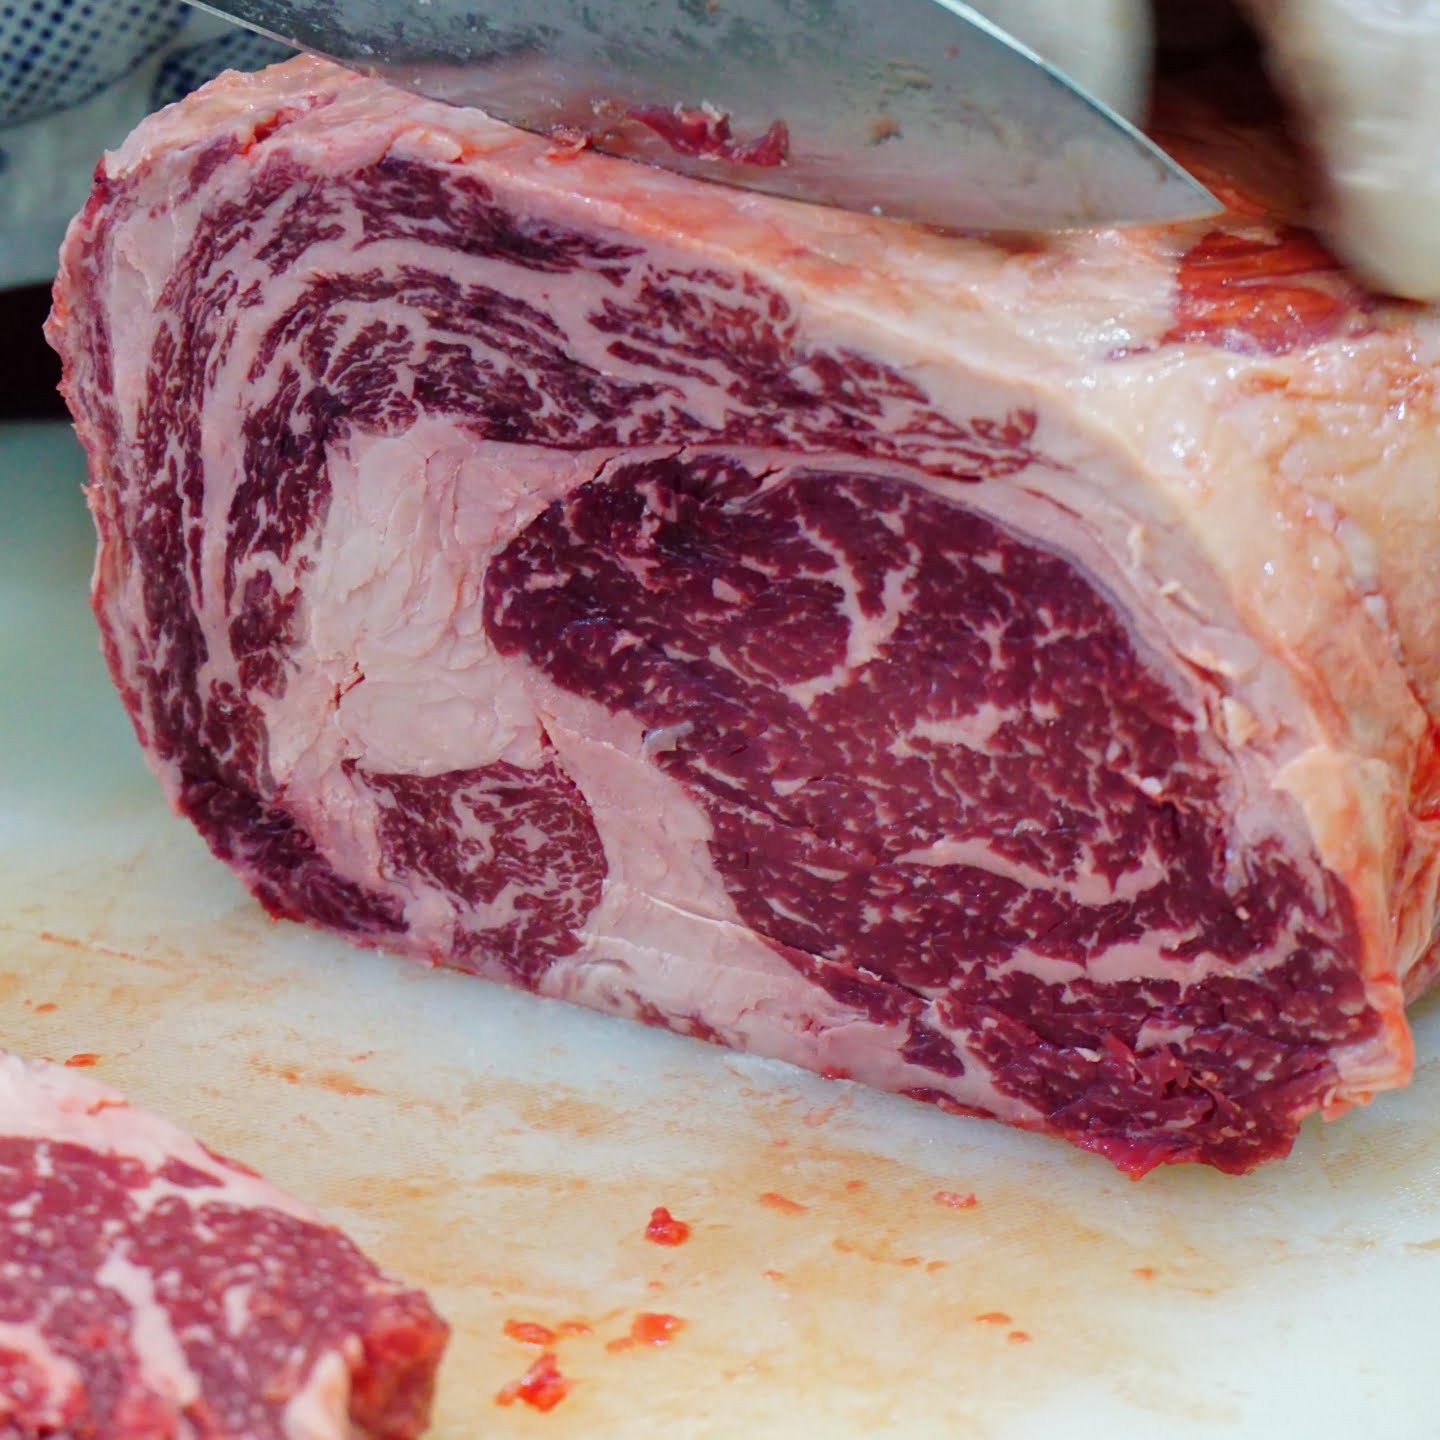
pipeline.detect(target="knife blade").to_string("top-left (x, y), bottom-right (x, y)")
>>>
top-left (186, 0), bottom-right (1220, 231)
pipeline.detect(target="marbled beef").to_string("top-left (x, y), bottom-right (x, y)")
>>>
top-left (47, 57), bottom-right (1440, 1174)
top-left (0, 1052), bottom-right (446, 1438)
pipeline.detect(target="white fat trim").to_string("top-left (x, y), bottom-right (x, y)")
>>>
top-left (222, 1281), bottom-right (254, 1338)
top-left (899, 704), bottom-right (1010, 753)
top-left (96, 1249), bottom-right (201, 1411)
top-left (778, 522), bottom-right (916, 709)
top-left (282, 1347), bottom-right (358, 1440)
top-left (894, 836), bottom-right (1165, 906)
top-left (549, 937), bottom-right (1034, 1126)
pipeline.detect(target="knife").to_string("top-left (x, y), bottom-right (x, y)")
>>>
top-left (186, 0), bottom-right (1220, 232)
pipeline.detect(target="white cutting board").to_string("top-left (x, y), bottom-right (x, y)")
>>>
top-left (3, 419), bottom-right (1440, 1440)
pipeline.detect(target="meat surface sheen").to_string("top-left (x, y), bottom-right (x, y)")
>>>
top-left (0, 1052), bottom-right (447, 1439)
top-left (47, 57), bottom-right (1440, 1174)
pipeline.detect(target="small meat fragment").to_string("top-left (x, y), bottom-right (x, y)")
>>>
top-left (644, 1205), bottom-right (691, 1245)
top-left (495, 1352), bottom-right (570, 1412)
top-left (627, 102), bottom-right (790, 164)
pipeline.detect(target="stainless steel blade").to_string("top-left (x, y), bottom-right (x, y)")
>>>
top-left (186, 0), bottom-right (1220, 231)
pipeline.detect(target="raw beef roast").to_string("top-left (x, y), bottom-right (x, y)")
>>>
top-left (0, 1051), bottom-right (446, 1439)
top-left (47, 57), bottom-right (1440, 1175)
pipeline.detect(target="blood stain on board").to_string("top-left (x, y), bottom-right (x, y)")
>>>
top-left (505, 1088), bottom-right (621, 1140)
top-left (934, 1190), bottom-right (978, 1210)
top-left (975, 1312), bottom-right (1012, 1326)
top-left (645, 1205), bottom-right (691, 1245)
top-left (1008, 1330), bottom-right (1033, 1345)
top-left (758, 1191), bottom-right (808, 1214)
top-left (63, 1052), bottom-right (100, 1068)
top-left (37, 930), bottom-right (86, 951)
top-left (833, 1236), bottom-right (924, 1268)
top-left (504, 1319), bottom-right (559, 1346)
top-left (31, 1002), bottom-right (58, 1014)
top-left (248, 1056), bottom-right (381, 1096)
top-left (314, 1069), bottom-right (381, 1097)
top-left (495, 1351), bottom-right (570, 1412)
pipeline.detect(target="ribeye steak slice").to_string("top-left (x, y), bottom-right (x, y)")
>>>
top-left (47, 57), bottom-right (1440, 1174)
top-left (0, 1051), bottom-right (447, 1438)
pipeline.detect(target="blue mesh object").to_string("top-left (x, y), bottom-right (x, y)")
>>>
top-left (0, 0), bottom-right (187, 129)
top-left (151, 28), bottom-right (293, 110)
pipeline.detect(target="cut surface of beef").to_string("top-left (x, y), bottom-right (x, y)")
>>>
top-left (0, 1052), bottom-right (447, 1439)
top-left (47, 57), bottom-right (1440, 1174)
